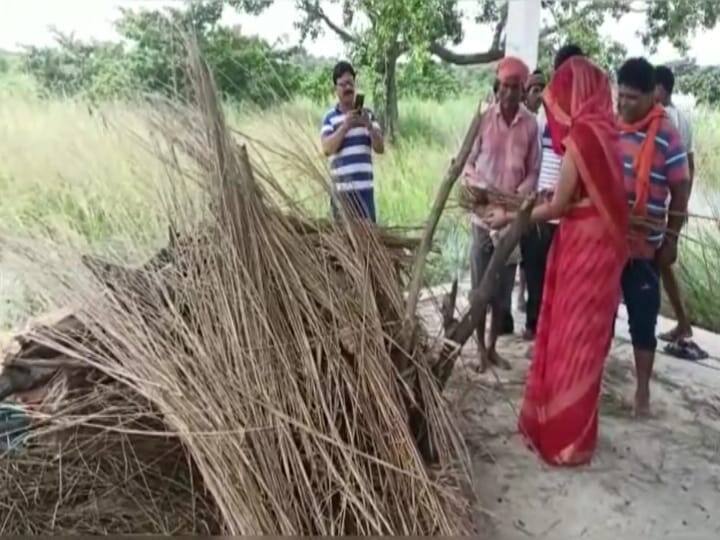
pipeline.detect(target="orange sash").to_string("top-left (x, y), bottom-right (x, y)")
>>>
top-left (618, 104), bottom-right (666, 217)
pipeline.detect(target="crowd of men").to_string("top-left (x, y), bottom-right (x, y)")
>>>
top-left (319, 46), bottom-right (703, 416)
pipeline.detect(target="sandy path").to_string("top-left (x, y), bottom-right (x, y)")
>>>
top-left (420, 282), bottom-right (720, 539)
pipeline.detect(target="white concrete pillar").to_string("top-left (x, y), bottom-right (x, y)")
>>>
top-left (505, 0), bottom-right (542, 71)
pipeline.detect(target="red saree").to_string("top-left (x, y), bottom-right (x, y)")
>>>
top-left (518, 57), bottom-right (629, 466)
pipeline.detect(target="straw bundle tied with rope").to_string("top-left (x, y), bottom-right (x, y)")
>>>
top-left (0, 42), bottom-right (475, 534)
top-left (459, 183), bottom-right (717, 243)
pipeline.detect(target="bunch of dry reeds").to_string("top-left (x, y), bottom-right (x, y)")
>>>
top-left (459, 183), bottom-right (698, 240)
top-left (0, 42), bottom-right (473, 534)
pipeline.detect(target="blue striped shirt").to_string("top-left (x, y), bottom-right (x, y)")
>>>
top-left (320, 105), bottom-right (380, 193)
top-left (620, 116), bottom-right (690, 259)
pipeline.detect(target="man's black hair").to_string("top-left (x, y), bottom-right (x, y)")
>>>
top-left (531, 68), bottom-right (543, 76)
top-left (554, 44), bottom-right (584, 70)
top-left (617, 57), bottom-right (656, 94)
top-left (332, 61), bottom-right (356, 84)
top-left (655, 65), bottom-right (675, 95)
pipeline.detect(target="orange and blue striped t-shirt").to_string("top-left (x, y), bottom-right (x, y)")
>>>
top-left (620, 116), bottom-right (690, 260)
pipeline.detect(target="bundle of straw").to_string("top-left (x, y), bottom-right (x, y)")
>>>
top-left (0, 41), bottom-right (473, 534)
top-left (457, 184), bottom-right (526, 215)
top-left (459, 183), bottom-right (685, 238)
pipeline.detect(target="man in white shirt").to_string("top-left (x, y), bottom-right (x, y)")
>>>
top-left (654, 65), bottom-right (695, 344)
top-left (518, 45), bottom-right (584, 341)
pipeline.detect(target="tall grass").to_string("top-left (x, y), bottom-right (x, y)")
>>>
top-left (1, 85), bottom-right (719, 331)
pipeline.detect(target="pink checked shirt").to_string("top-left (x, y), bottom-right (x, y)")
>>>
top-left (463, 103), bottom-right (540, 226)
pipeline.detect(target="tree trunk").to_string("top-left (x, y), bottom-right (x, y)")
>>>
top-left (372, 43), bottom-right (400, 142)
top-left (383, 44), bottom-right (399, 142)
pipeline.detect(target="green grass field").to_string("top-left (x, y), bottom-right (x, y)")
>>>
top-left (1, 76), bottom-right (719, 333)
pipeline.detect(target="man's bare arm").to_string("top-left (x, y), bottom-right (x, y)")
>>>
top-left (667, 180), bottom-right (690, 238)
top-left (321, 112), bottom-right (357, 156)
top-left (369, 122), bottom-right (384, 154)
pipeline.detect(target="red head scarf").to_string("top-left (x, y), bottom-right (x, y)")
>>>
top-left (543, 56), bottom-right (629, 250)
top-left (497, 56), bottom-right (530, 84)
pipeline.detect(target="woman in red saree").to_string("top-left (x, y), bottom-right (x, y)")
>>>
top-left (486, 56), bottom-right (629, 466)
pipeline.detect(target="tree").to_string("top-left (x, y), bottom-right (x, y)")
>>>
top-left (286, 0), bottom-right (471, 141)
top-left (23, 0), bottom-right (303, 105)
top-left (231, 0), bottom-right (720, 137)
top-left (674, 60), bottom-right (720, 106)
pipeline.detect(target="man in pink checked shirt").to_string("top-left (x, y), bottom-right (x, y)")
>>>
top-left (463, 56), bottom-right (541, 373)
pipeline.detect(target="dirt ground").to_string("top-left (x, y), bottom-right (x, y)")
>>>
top-left (420, 283), bottom-right (720, 540)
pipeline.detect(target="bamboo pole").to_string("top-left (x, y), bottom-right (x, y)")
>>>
top-left (402, 100), bottom-right (485, 348)
top-left (434, 195), bottom-right (535, 387)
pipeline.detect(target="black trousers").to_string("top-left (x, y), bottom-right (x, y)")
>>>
top-left (520, 222), bottom-right (557, 333)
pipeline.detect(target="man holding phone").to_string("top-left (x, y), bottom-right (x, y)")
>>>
top-left (321, 61), bottom-right (385, 222)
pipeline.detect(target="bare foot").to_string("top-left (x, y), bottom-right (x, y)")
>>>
top-left (634, 390), bottom-right (651, 418)
top-left (489, 349), bottom-right (512, 370)
top-left (475, 348), bottom-right (489, 373)
top-left (659, 325), bottom-right (692, 343)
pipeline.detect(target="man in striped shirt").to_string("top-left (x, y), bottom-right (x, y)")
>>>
top-left (320, 61), bottom-right (384, 222)
top-left (617, 58), bottom-right (691, 416)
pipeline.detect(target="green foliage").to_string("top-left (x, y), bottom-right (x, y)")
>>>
top-left (476, 0), bottom-right (719, 75)
top-left (397, 58), bottom-right (460, 100)
top-left (643, 0), bottom-right (720, 52)
top-left (22, 0), bottom-right (302, 106)
top-left (537, 1), bottom-right (627, 73)
top-left (23, 33), bottom-right (129, 98)
top-left (676, 65), bottom-right (720, 106)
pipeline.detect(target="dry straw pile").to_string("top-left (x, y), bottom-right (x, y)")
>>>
top-left (0, 44), bottom-right (474, 533)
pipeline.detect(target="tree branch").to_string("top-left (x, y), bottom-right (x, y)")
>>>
top-left (540, 0), bottom-right (641, 39)
top-left (433, 195), bottom-right (536, 388)
top-left (429, 42), bottom-right (504, 65)
top-left (491, 2), bottom-right (508, 52)
top-left (298, 1), bottom-right (358, 43)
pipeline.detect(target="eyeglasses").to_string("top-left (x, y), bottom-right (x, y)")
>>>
top-left (336, 80), bottom-right (355, 88)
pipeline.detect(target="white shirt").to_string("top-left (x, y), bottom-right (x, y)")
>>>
top-left (664, 103), bottom-right (693, 153)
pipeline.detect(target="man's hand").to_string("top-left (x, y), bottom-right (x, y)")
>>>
top-left (539, 189), bottom-right (554, 203)
top-left (656, 237), bottom-right (679, 268)
top-left (358, 110), bottom-right (372, 129)
top-left (516, 182), bottom-right (535, 197)
top-left (342, 109), bottom-right (362, 131)
top-left (484, 208), bottom-right (510, 230)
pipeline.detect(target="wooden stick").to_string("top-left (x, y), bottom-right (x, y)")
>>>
top-left (409, 196), bottom-right (534, 463)
top-left (433, 195), bottom-right (536, 388)
top-left (401, 100), bottom-right (485, 347)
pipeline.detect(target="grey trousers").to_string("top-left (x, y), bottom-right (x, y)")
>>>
top-left (469, 225), bottom-right (517, 313)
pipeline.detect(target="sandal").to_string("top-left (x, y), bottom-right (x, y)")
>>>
top-left (663, 339), bottom-right (709, 362)
top-left (659, 327), bottom-right (692, 343)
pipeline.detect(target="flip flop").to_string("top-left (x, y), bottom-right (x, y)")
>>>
top-left (663, 339), bottom-right (709, 362)
top-left (658, 328), bottom-right (692, 343)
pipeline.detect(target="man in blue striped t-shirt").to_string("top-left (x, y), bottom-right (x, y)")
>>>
top-left (320, 61), bottom-right (384, 223)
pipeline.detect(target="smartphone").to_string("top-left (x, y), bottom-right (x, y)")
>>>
top-left (353, 93), bottom-right (365, 112)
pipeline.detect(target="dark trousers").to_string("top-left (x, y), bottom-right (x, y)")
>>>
top-left (520, 222), bottom-right (557, 333)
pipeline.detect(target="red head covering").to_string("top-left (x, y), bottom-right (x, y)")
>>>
top-left (497, 56), bottom-right (530, 84)
top-left (543, 56), bottom-right (629, 250)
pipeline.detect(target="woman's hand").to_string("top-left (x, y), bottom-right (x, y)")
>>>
top-left (484, 208), bottom-right (510, 230)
